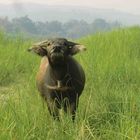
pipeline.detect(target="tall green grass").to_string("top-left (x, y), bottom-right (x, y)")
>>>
top-left (0, 26), bottom-right (140, 140)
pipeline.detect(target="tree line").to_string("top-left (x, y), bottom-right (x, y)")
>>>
top-left (0, 16), bottom-right (120, 38)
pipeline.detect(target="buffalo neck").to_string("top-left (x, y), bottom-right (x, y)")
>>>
top-left (48, 61), bottom-right (68, 81)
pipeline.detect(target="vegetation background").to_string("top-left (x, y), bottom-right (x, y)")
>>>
top-left (0, 26), bottom-right (140, 139)
top-left (0, 16), bottom-right (120, 38)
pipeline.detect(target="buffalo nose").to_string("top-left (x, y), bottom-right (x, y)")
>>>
top-left (54, 46), bottom-right (61, 51)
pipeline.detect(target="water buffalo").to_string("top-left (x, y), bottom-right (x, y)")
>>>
top-left (28, 38), bottom-right (86, 121)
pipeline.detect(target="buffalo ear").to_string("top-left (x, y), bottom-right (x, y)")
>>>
top-left (68, 41), bottom-right (86, 55)
top-left (28, 46), bottom-right (47, 56)
top-left (28, 40), bottom-right (48, 56)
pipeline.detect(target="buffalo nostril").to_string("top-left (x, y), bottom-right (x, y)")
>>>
top-left (56, 46), bottom-right (61, 49)
top-left (54, 46), bottom-right (61, 52)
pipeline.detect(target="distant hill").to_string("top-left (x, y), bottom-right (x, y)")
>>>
top-left (0, 3), bottom-right (140, 25)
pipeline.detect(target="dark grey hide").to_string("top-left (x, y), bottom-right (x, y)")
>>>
top-left (28, 38), bottom-right (86, 121)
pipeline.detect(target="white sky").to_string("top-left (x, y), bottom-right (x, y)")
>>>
top-left (0, 0), bottom-right (140, 15)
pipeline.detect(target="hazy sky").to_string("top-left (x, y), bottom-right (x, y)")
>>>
top-left (0, 0), bottom-right (140, 15)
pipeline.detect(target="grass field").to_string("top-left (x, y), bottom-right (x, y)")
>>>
top-left (0, 27), bottom-right (140, 140)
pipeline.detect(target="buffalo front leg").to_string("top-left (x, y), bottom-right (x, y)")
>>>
top-left (64, 98), bottom-right (79, 121)
top-left (47, 99), bottom-right (60, 120)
